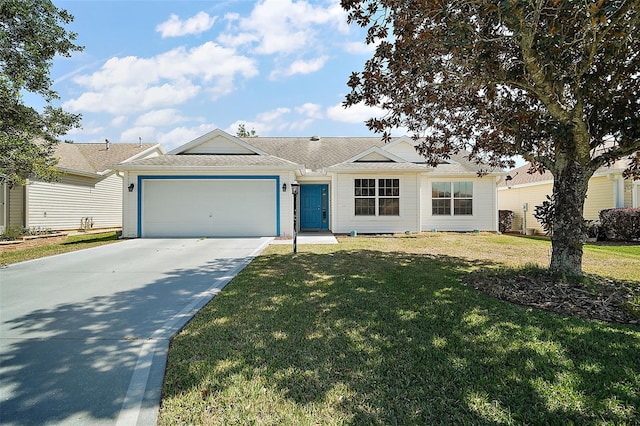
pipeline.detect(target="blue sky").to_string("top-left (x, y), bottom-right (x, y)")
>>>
top-left (45, 0), bottom-right (393, 151)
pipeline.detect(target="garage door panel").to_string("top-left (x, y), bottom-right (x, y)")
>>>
top-left (142, 179), bottom-right (277, 237)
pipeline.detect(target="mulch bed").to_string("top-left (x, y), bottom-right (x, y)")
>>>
top-left (465, 270), bottom-right (639, 325)
top-left (0, 234), bottom-right (68, 252)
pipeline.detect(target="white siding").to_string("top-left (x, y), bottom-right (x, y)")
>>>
top-left (26, 173), bottom-right (122, 231)
top-left (385, 141), bottom-right (425, 163)
top-left (422, 177), bottom-right (498, 232)
top-left (499, 176), bottom-right (620, 234)
top-left (121, 170), bottom-right (294, 238)
top-left (498, 183), bottom-right (552, 234)
top-left (584, 176), bottom-right (615, 219)
top-left (333, 173), bottom-right (420, 234)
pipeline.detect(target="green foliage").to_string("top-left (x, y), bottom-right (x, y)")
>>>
top-left (498, 209), bottom-right (514, 233)
top-left (534, 195), bottom-right (555, 236)
top-left (0, 0), bottom-right (83, 188)
top-left (160, 239), bottom-right (640, 425)
top-left (1, 225), bottom-right (26, 240)
top-left (599, 208), bottom-right (640, 242)
top-left (236, 123), bottom-right (258, 138)
top-left (342, 0), bottom-right (640, 275)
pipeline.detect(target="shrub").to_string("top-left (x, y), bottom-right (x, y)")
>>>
top-left (1, 226), bottom-right (27, 240)
top-left (534, 195), bottom-right (555, 236)
top-left (599, 208), bottom-right (640, 241)
top-left (584, 220), bottom-right (601, 240)
top-left (498, 210), bottom-right (514, 233)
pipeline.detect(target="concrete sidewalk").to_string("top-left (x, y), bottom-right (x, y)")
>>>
top-left (0, 237), bottom-right (271, 425)
top-left (270, 232), bottom-right (339, 245)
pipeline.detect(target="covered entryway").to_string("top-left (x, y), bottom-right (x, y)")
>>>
top-left (300, 184), bottom-right (329, 231)
top-left (140, 177), bottom-right (279, 237)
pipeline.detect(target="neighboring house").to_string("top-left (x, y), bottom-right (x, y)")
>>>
top-left (498, 160), bottom-right (639, 234)
top-left (0, 141), bottom-right (164, 233)
top-left (115, 129), bottom-right (504, 238)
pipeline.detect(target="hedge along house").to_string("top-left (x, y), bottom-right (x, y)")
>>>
top-left (0, 141), bottom-right (163, 234)
top-left (498, 159), bottom-right (639, 235)
top-left (115, 129), bottom-right (504, 238)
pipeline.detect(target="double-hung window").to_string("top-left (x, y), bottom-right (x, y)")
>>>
top-left (432, 182), bottom-right (473, 215)
top-left (355, 178), bottom-right (400, 216)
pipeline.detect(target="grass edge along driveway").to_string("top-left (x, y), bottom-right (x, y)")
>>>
top-left (159, 234), bottom-right (640, 425)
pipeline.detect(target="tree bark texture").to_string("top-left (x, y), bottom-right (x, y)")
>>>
top-left (549, 160), bottom-right (591, 276)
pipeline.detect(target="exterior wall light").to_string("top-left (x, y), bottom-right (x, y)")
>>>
top-left (128, 183), bottom-right (135, 192)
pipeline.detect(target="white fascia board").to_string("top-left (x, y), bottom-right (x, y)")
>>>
top-left (115, 164), bottom-right (301, 173)
top-left (121, 144), bottom-right (165, 163)
top-left (55, 167), bottom-right (101, 179)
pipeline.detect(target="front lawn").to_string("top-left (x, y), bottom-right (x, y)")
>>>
top-left (0, 232), bottom-right (120, 266)
top-left (159, 233), bottom-right (640, 425)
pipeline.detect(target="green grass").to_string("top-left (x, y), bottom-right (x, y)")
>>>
top-left (0, 232), bottom-right (120, 266)
top-left (159, 234), bottom-right (640, 425)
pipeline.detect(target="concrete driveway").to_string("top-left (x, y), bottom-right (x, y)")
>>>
top-left (0, 237), bottom-right (271, 425)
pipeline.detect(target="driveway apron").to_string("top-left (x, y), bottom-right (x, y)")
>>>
top-left (0, 237), bottom-right (271, 425)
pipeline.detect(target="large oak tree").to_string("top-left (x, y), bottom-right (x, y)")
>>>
top-left (1, 0), bottom-right (82, 188)
top-left (342, 0), bottom-right (640, 275)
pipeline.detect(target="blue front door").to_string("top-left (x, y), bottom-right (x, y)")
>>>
top-left (300, 184), bottom-right (328, 230)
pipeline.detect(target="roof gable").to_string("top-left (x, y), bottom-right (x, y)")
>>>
top-left (347, 146), bottom-right (407, 164)
top-left (381, 137), bottom-right (428, 163)
top-left (169, 129), bottom-right (267, 155)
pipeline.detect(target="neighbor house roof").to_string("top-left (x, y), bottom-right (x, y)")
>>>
top-left (55, 142), bottom-right (161, 176)
top-left (499, 157), bottom-right (634, 188)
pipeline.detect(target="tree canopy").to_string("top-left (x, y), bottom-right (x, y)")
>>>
top-left (236, 123), bottom-right (258, 138)
top-left (0, 0), bottom-right (83, 188)
top-left (342, 0), bottom-right (640, 274)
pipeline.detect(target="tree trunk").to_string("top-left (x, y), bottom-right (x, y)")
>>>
top-left (549, 161), bottom-right (592, 276)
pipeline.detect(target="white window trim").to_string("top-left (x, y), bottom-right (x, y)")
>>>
top-left (354, 178), bottom-right (401, 217)
top-left (431, 181), bottom-right (474, 216)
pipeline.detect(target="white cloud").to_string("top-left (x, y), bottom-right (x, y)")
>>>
top-left (134, 109), bottom-right (189, 127)
top-left (343, 40), bottom-right (376, 55)
top-left (120, 126), bottom-right (157, 144)
top-left (271, 56), bottom-right (328, 79)
top-left (157, 123), bottom-right (220, 150)
top-left (66, 121), bottom-right (105, 136)
top-left (63, 42), bottom-right (258, 114)
top-left (227, 104), bottom-right (324, 135)
top-left (219, 0), bottom-right (348, 55)
top-left (326, 101), bottom-right (386, 123)
top-left (156, 12), bottom-right (216, 38)
top-left (110, 116), bottom-right (128, 127)
top-left (296, 103), bottom-right (323, 119)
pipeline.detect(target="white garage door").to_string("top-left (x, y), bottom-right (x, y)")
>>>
top-left (141, 178), bottom-right (277, 237)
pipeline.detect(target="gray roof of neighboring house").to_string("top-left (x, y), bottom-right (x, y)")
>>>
top-left (55, 142), bottom-right (159, 175)
top-left (499, 158), bottom-right (633, 188)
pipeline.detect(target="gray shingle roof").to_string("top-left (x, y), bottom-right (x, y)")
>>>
top-left (55, 142), bottom-right (159, 175)
top-left (122, 154), bottom-right (298, 168)
top-left (118, 133), bottom-right (497, 175)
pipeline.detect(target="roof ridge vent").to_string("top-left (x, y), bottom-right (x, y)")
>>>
top-left (310, 136), bottom-right (321, 141)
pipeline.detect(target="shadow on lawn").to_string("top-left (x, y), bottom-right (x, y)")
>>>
top-left (162, 249), bottom-right (640, 424)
